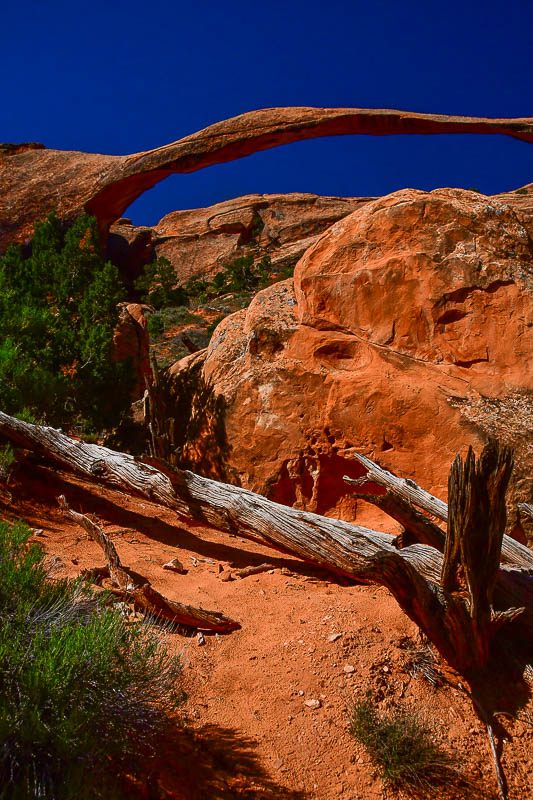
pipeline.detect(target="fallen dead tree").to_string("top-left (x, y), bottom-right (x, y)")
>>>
top-left (1, 410), bottom-right (532, 677)
top-left (57, 495), bottom-right (240, 632)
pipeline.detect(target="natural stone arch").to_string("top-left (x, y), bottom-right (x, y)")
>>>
top-left (1, 106), bottom-right (532, 251)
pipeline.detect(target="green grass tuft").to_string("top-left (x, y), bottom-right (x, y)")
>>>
top-left (0, 520), bottom-right (184, 799)
top-left (350, 692), bottom-right (461, 796)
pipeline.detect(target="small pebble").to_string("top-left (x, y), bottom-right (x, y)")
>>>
top-left (328, 633), bottom-right (342, 643)
top-left (304, 699), bottom-right (321, 709)
top-left (343, 664), bottom-right (355, 674)
top-left (196, 632), bottom-right (206, 647)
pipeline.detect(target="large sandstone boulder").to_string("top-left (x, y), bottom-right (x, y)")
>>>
top-left (109, 193), bottom-right (372, 285)
top-left (179, 188), bottom-right (533, 532)
top-left (1, 107), bottom-right (532, 253)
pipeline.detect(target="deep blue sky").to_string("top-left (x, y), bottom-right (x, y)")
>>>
top-left (3, 0), bottom-right (532, 225)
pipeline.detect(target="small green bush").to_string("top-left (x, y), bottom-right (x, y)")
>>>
top-left (350, 693), bottom-right (460, 796)
top-left (147, 306), bottom-right (205, 339)
top-left (185, 255), bottom-right (272, 306)
top-left (13, 408), bottom-right (38, 424)
top-left (185, 277), bottom-right (209, 300)
top-left (0, 520), bottom-right (184, 799)
top-left (147, 312), bottom-right (166, 337)
top-left (278, 261), bottom-right (296, 281)
top-left (515, 187), bottom-right (528, 195)
top-left (135, 256), bottom-right (188, 309)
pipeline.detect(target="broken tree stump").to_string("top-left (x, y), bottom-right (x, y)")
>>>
top-left (343, 451), bottom-right (533, 569)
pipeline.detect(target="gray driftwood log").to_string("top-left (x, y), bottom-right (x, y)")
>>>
top-left (1, 410), bottom-right (532, 675)
top-left (57, 495), bottom-right (239, 632)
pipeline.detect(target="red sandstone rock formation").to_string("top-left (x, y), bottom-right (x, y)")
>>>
top-left (174, 187), bottom-right (533, 532)
top-left (2, 107), bottom-right (532, 251)
top-left (112, 303), bottom-right (151, 398)
top-left (109, 193), bottom-right (373, 284)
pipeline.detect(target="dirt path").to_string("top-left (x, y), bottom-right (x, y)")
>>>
top-left (2, 463), bottom-right (532, 799)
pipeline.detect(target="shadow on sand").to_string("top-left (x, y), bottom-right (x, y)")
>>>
top-left (9, 462), bottom-right (354, 585)
top-left (127, 722), bottom-right (306, 799)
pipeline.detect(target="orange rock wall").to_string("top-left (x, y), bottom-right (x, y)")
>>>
top-left (110, 193), bottom-right (372, 284)
top-left (187, 188), bottom-right (533, 531)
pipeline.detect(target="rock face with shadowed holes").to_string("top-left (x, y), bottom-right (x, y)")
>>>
top-left (172, 187), bottom-right (533, 535)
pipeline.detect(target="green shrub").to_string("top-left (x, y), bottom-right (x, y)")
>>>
top-left (185, 277), bottom-right (209, 300)
top-left (147, 312), bottom-right (166, 337)
top-left (277, 262), bottom-right (296, 280)
top-left (515, 187), bottom-right (528, 195)
top-left (0, 520), bottom-right (184, 799)
top-left (350, 693), bottom-right (460, 796)
top-left (135, 256), bottom-right (188, 309)
top-left (246, 210), bottom-right (265, 246)
top-left (147, 306), bottom-right (205, 340)
top-left (186, 255), bottom-right (273, 306)
top-left (224, 254), bottom-right (271, 293)
top-left (13, 408), bottom-right (38, 424)
top-left (0, 213), bottom-right (134, 430)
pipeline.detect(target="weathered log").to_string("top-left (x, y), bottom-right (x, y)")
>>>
top-left (58, 495), bottom-right (133, 589)
top-left (350, 490), bottom-right (446, 551)
top-left (234, 563), bottom-right (275, 579)
top-left (58, 494), bottom-right (240, 632)
top-left (343, 453), bottom-right (533, 569)
top-left (1, 411), bottom-right (532, 673)
top-left (351, 443), bottom-right (526, 672)
top-left (343, 453), bottom-right (448, 519)
top-left (126, 583), bottom-right (240, 632)
top-left (0, 410), bottom-right (435, 582)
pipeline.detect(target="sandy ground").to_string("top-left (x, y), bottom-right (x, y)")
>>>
top-left (1, 461), bottom-right (532, 800)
